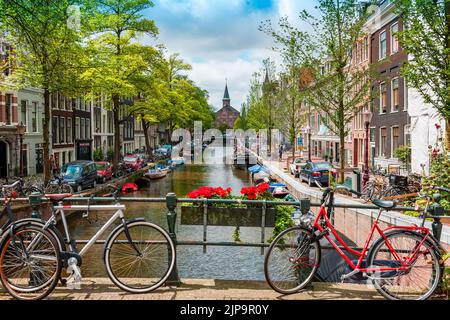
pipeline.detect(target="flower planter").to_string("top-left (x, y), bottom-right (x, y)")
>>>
top-left (181, 206), bottom-right (276, 227)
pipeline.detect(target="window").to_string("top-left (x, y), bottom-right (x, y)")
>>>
top-left (391, 23), bottom-right (399, 54)
top-left (380, 82), bottom-right (387, 114)
top-left (5, 94), bottom-right (12, 124)
top-left (391, 78), bottom-right (400, 112)
top-left (86, 118), bottom-right (90, 139)
top-left (59, 117), bottom-right (65, 143)
top-left (20, 100), bottom-right (27, 129)
top-left (364, 36), bottom-right (369, 61)
top-left (67, 118), bottom-right (72, 143)
top-left (359, 41), bottom-right (363, 63)
top-left (52, 116), bottom-right (59, 144)
top-left (380, 128), bottom-right (387, 157)
top-left (380, 31), bottom-right (387, 59)
top-left (75, 117), bottom-right (80, 139)
top-left (80, 118), bottom-right (85, 139)
top-left (404, 125), bottom-right (411, 146)
top-left (32, 102), bottom-right (38, 132)
top-left (392, 126), bottom-right (400, 155)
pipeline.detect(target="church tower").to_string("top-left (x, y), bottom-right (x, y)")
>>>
top-left (223, 81), bottom-right (231, 107)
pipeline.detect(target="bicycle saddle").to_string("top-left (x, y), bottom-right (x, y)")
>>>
top-left (373, 199), bottom-right (397, 210)
top-left (45, 194), bottom-right (73, 202)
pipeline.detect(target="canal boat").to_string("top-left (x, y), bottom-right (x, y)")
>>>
top-left (121, 183), bottom-right (139, 193)
top-left (170, 158), bottom-right (185, 166)
top-left (144, 169), bottom-right (167, 180)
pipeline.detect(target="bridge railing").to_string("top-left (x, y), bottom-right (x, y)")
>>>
top-left (9, 194), bottom-right (449, 285)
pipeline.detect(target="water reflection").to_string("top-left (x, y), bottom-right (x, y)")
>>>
top-left (67, 163), bottom-right (272, 281)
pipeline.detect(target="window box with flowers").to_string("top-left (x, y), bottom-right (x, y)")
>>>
top-left (181, 184), bottom-right (294, 242)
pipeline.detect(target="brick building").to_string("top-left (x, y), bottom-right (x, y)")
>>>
top-left (215, 83), bottom-right (240, 129)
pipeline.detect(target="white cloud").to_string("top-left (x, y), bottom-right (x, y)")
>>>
top-left (146, 0), bottom-right (314, 112)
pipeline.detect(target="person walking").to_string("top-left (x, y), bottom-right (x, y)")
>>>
top-left (278, 144), bottom-right (284, 160)
top-left (50, 154), bottom-right (58, 177)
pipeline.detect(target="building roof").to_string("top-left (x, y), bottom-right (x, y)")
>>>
top-left (223, 83), bottom-right (230, 100)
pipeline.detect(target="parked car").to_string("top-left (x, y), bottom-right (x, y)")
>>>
top-left (60, 161), bottom-right (98, 193)
top-left (299, 162), bottom-right (336, 187)
top-left (123, 155), bottom-right (143, 171)
top-left (95, 162), bottom-right (113, 183)
top-left (289, 157), bottom-right (307, 177)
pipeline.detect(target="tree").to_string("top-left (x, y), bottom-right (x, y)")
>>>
top-left (0, 0), bottom-right (84, 183)
top-left (83, 0), bottom-right (158, 168)
top-left (260, 17), bottom-right (315, 159)
top-left (298, 0), bottom-right (374, 183)
top-left (393, 0), bottom-right (450, 149)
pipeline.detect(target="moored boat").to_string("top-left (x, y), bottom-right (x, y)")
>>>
top-left (144, 169), bottom-right (167, 180)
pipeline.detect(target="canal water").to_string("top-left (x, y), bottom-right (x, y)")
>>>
top-left (67, 162), bottom-right (273, 281)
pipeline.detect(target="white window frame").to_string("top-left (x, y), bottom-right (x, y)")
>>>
top-left (391, 126), bottom-right (400, 157)
top-left (391, 23), bottom-right (399, 55)
top-left (75, 117), bottom-right (80, 140)
top-left (379, 30), bottom-right (387, 60)
top-left (380, 127), bottom-right (387, 158)
top-left (391, 77), bottom-right (400, 113)
top-left (379, 82), bottom-right (387, 114)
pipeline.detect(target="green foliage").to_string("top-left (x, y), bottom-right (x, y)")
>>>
top-left (394, 145), bottom-right (412, 166)
top-left (393, 0), bottom-right (450, 120)
top-left (271, 205), bottom-right (295, 242)
top-left (107, 148), bottom-right (114, 161)
top-left (441, 253), bottom-right (450, 298)
top-left (93, 148), bottom-right (104, 162)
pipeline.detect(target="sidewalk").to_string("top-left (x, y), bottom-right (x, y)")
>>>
top-left (0, 279), bottom-right (382, 300)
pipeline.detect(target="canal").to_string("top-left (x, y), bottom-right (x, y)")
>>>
top-left (67, 162), bottom-right (273, 281)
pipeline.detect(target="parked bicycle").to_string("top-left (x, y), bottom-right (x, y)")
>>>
top-left (264, 183), bottom-right (443, 300)
top-left (0, 177), bottom-right (42, 197)
top-left (0, 185), bottom-right (176, 300)
top-left (43, 174), bottom-right (74, 195)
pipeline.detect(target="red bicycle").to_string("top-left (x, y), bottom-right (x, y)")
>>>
top-left (264, 185), bottom-right (443, 300)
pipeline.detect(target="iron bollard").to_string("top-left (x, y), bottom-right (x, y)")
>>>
top-left (165, 193), bottom-right (181, 286)
top-left (429, 193), bottom-right (445, 242)
top-left (29, 193), bottom-right (43, 219)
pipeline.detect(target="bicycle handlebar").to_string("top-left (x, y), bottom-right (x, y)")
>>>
top-left (437, 186), bottom-right (450, 193)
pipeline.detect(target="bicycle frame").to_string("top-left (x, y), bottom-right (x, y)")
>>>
top-left (42, 203), bottom-right (127, 257)
top-left (313, 204), bottom-right (430, 274)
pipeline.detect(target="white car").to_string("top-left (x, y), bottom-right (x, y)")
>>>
top-left (289, 157), bottom-right (307, 177)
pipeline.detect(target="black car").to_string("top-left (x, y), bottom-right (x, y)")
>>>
top-left (61, 161), bottom-right (98, 193)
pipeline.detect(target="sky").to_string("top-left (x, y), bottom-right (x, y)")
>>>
top-left (144, 0), bottom-right (317, 112)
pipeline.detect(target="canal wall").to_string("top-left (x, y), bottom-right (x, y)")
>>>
top-left (259, 158), bottom-right (450, 251)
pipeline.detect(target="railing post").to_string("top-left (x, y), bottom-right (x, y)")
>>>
top-left (165, 192), bottom-right (181, 286)
top-left (430, 194), bottom-right (445, 242)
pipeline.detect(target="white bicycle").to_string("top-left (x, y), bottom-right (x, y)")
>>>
top-left (0, 185), bottom-right (176, 300)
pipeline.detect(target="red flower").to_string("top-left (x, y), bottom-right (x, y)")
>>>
top-left (435, 123), bottom-right (442, 130)
top-left (188, 186), bottom-right (232, 199)
top-left (257, 183), bottom-right (270, 193)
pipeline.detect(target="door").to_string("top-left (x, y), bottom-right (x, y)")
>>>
top-left (0, 141), bottom-right (8, 178)
top-left (353, 139), bottom-right (359, 167)
top-left (35, 144), bottom-right (44, 174)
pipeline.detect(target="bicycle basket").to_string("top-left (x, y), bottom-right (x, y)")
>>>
top-left (389, 174), bottom-right (408, 187)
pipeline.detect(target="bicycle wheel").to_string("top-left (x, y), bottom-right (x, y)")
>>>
top-left (44, 184), bottom-right (60, 194)
top-left (0, 225), bottom-right (62, 300)
top-left (264, 227), bottom-right (321, 294)
top-left (104, 221), bottom-right (176, 293)
top-left (366, 231), bottom-right (441, 300)
top-left (60, 184), bottom-right (73, 194)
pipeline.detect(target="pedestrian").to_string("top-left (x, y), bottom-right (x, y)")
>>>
top-left (50, 154), bottom-right (58, 176)
top-left (279, 144), bottom-right (283, 160)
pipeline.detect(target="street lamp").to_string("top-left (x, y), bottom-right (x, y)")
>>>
top-left (305, 125), bottom-right (312, 162)
top-left (17, 122), bottom-right (26, 177)
top-left (362, 109), bottom-right (373, 187)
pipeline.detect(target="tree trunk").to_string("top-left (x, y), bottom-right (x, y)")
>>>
top-left (43, 88), bottom-right (51, 184)
top-left (339, 129), bottom-right (346, 185)
top-left (112, 94), bottom-right (121, 169)
top-left (142, 118), bottom-right (152, 156)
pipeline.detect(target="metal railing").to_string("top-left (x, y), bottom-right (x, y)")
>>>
top-left (9, 194), bottom-right (449, 285)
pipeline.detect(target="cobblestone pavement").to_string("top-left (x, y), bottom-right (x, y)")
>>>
top-left (0, 279), bottom-right (383, 300)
